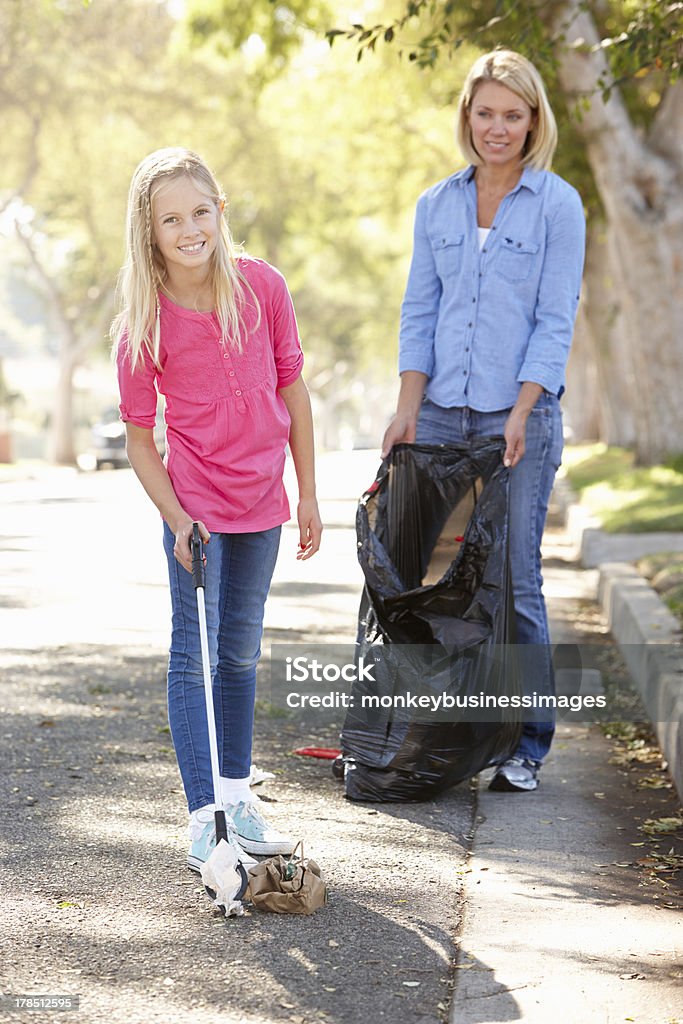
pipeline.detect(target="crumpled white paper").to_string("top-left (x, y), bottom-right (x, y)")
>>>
top-left (200, 839), bottom-right (246, 917)
top-left (249, 763), bottom-right (275, 787)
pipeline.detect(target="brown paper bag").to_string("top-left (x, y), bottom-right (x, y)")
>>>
top-left (247, 841), bottom-right (328, 915)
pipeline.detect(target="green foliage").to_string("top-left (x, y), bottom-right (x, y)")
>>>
top-left (324, 1), bottom-right (682, 218)
top-left (183, 0), bottom-right (332, 72)
top-left (593, 0), bottom-right (683, 88)
top-left (327, 1), bottom-right (683, 90)
top-left (248, 32), bottom-right (464, 377)
top-left (1, 0), bottom-right (471, 418)
top-left (22, 0), bottom-right (675, 450)
top-left (563, 444), bottom-right (683, 533)
top-left (1, 0), bottom-right (305, 350)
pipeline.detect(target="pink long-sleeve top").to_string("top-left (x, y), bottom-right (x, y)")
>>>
top-left (117, 257), bottom-right (304, 533)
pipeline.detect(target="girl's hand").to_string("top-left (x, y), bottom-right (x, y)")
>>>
top-left (503, 408), bottom-right (528, 469)
top-left (173, 517), bottom-right (210, 573)
top-left (296, 497), bottom-right (322, 560)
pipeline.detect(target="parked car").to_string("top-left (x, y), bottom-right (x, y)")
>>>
top-left (90, 407), bottom-right (165, 470)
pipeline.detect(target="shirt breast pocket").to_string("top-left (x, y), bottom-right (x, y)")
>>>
top-left (495, 237), bottom-right (540, 282)
top-left (430, 232), bottom-right (465, 280)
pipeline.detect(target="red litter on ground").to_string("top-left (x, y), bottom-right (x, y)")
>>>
top-left (294, 747), bottom-right (342, 760)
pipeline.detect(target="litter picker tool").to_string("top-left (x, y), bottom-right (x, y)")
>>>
top-left (191, 523), bottom-right (249, 912)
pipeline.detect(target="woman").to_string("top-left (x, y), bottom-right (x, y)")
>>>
top-left (382, 50), bottom-right (586, 792)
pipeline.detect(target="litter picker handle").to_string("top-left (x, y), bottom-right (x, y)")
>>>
top-left (189, 522), bottom-right (248, 907)
top-left (191, 523), bottom-right (206, 590)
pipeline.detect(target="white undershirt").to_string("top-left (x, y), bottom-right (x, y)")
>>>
top-left (478, 227), bottom-right (491, 251)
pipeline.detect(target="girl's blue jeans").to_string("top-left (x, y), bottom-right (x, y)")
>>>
top-left (415, 393), bottom-right (563, 764)
top-left (162, 523), bottom-right (281, 813)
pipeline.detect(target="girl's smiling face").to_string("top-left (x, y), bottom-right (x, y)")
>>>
top-left (152, 175), bottom-right (221, 279)
top-left (467, 80), bottom-right (535, 171)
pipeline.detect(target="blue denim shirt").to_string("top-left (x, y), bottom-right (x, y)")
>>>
top-left (399, 165), bottom-right (586, 411)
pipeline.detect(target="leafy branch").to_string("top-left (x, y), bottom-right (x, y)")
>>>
top-left (327, 0), bottom-right (683, 90)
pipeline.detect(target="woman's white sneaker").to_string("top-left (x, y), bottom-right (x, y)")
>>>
top-left (489, 757), bottom-right (540, 792)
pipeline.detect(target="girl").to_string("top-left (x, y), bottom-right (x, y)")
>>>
top-left (382, 50), bottom-right (586, 792)
top-left (112, 147), bottom-right (322, 870)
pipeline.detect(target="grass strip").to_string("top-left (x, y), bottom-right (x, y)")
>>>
top-left (562, 443), bottom-right (683, 534)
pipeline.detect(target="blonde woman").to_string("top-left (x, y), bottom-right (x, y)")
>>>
top-left (382, 50), bottom-right (586, 792)
top-left (112, 148), bottom-right (322, 870)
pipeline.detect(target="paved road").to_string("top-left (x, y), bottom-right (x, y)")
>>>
top-left (0, 454), bottom-right (473, 1024)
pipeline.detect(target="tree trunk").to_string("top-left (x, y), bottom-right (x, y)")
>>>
top-left (555, 1), bottom-right (683, 463)
top-left (52, 326), bottom-right (78, 466)
top-left (564, 300), bottom-right (600, 444)
top-left (574, 225), bottom-right (635, 447)
top-left (15, 223), bottom-right (81, 466)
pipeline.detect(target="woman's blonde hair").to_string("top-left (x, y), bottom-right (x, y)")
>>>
top-left (110, 147), bottom-right (259, 370)
top-left (455, 50), bottom-right (557, 171)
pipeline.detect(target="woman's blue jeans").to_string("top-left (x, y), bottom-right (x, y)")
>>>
top-left (162, 523), bottom-right (281, 813)
top-left (415, 393), bottom-right (563, 764)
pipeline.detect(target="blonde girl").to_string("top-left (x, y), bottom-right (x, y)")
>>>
top-left (113, 147), bottom-right (322, 870)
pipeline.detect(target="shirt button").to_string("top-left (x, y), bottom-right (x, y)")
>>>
top-left (235, 389), bottom-right (242, 396)
top-left (223, 353), bottom-right (229, 359)
top-left (468, 322), bottom-right (473, 328)
top-left (482, 247), bottom-right (487, 253)
top-left (472, 297), bottom-right (476, 303)
top-left (228, 370), bottom-right (235, 377)
top-left (465, 347), bottom-right (470, 352)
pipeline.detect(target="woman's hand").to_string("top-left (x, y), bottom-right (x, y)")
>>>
top-left (296, 497), bottom-right (322, 560)
top-left (381, 412), bottom-right (417, 458)
top-left (504, 382), bottom-right (544, 468)
top-left (381, 371), bottom-right (428, 458)
top-left (173, 517), bottom-right (210, 573)
top-left (503, 408), bottom-right (528, 468)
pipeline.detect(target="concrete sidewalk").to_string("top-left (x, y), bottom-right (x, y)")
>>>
top-left (453, 722), bottom-right (683, 1024)
top-left (450, 509), bottom-right (683, 1024)
top-left (554, 475), bottom-right (683, 805)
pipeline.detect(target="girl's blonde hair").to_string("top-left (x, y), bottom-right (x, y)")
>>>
top-left (455, 50), bottom-right (558, 171)
top-left (110, 147), bottom-right (259, 370)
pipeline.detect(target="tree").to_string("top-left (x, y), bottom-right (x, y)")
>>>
top-left (0, 0), bottom-right (287, 463)
top-left (552, 1), bottom-right (683, 464)
top-left (324, 0), bottom-right (683, 464)
top-left (178, 1), bottom-right (482, 443)
top-left (0, 0), bottom-right (176, 462)
top-left (3, 0), bottom-right (466, 459)
top-left (244, 25), bottom-right (470, 444)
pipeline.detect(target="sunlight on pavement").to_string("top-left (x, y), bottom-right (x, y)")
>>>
top-left (0, 451), bottom-right (381, 651)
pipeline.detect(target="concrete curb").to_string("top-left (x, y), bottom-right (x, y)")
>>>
top-left (554, 474), bottom-right (683, 568)
top-left (598, 562), bottom-right (683, 802)
top-left (553, 474), bottom-right (683, 803)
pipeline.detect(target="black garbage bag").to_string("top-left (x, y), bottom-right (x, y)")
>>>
top-left (340, 441), bottom-right (521, 802)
